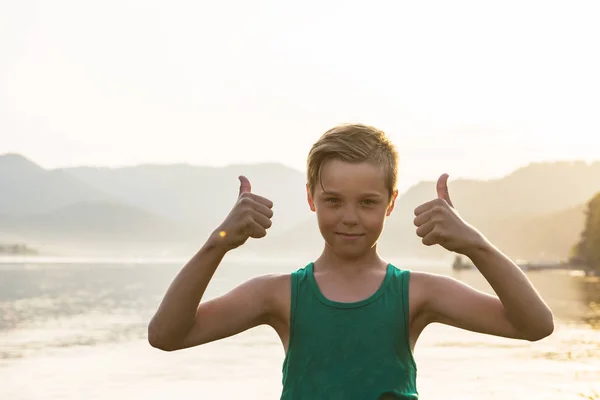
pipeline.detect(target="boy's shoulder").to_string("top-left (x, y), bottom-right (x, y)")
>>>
top-left (234, 272), bottom-right (291, 313)
top-left (404, 270), bottom-right (446, 316)
top-left (253, 272), bottom-right (291, 293)
top-left (256, 262), bottom-right (315, 314)
top-left (257, 271), bottom-right (292, 302)
top-left (406, 269), bottom-right (447, 296)
top-left (404, 270), bottom-right (484, 323)
top-left (250, 272), bottom-right (292, 331)
top-left (254, 261), bottom-right (313, 294)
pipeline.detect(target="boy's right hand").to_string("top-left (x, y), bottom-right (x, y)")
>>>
top-left (213, 175), bottom-right (274, 251)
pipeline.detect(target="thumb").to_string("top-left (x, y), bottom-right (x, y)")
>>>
top-left (238, 175), bottom-right (252, 196)
top-left (436, 173), bottom-right (454, 207)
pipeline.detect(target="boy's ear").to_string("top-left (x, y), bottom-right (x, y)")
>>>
top-left (306, 184), bottom-right (316, 212)
top-left (386, 189), bottom-right (399, 217)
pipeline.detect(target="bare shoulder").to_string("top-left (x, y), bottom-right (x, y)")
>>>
top-left (406, 270), bottom-right (435, 320)
top-left (246, 272), bottom-right (290, 295)
top-left (260, 273), bottom-right (291, 339)
top-left (406, 270), bottom-right (471, 327)
top-left (407, 270), bottom-right (468, 320)
top-left (260, 273), bottom-right (291, 320)
top-left (229, 272), bottom-right (290, 324)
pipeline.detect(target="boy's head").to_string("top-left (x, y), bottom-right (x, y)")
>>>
top-left (305, 124), bottom-right (399, 258)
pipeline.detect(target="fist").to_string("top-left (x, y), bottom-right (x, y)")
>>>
top-left (214, 175), bottom-right (274, 250)
top-left (413, 173), bottom-right (483, 254)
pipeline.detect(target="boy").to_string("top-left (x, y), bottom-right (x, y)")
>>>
top-left (148, 124), bottom-right (554, 399)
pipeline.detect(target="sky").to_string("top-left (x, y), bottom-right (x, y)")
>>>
top-left (1, 0), bottom-right (599, 193)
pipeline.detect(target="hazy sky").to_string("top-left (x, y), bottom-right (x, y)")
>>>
top-left (1, 0), bottom-right (599, 193)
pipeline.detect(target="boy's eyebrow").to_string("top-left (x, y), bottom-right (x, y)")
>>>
top-left (320, 190), bottom-right (383, 197)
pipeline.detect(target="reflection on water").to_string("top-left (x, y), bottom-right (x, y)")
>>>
top-left (0, 259), bottom-right (599, 399)
top-left (0, 262), bottom-right (171, 360)
top-left (578, 276), bottom-right (600, 329)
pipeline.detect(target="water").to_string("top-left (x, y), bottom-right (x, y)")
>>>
top-left (0, 256), bottom-right (599, 399)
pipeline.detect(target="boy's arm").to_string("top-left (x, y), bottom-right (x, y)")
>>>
top-left (148, 176), bottom-right (278, 351)
top-left (148, 237), bottom-right (284, 351)
top-left (177, 272), bottom-right (289, 350)
top-left (147, 238), bottom-right (226, 350)
top-left (416, 240), bottom-right (554, 341)
top-left (413, 174), bottom-right (554, 341)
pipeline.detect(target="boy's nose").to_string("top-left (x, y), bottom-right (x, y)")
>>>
top-left (341, 207), bottom-right (359, 226)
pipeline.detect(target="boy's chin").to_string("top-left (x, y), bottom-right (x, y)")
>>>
top-left (327, 242), bottom-right (375, 258)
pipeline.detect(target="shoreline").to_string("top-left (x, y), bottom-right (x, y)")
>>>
top-left (452, 255), bottom-right (598, 276)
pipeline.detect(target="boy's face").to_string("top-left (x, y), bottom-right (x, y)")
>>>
top-left (306, 159), bottom-right (397, 259)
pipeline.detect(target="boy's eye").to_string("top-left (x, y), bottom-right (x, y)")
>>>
top-left (324, 198), bottom-right (377, 205)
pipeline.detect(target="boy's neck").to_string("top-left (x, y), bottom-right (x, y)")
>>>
top-left (314, 247), bottom-right (387, 274)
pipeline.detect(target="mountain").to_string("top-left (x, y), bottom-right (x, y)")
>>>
top-left (378, 161), bottom-right (600, 260)
top-left (0, 153), bottom-right (598, 259)
top-left (476, 203), bottom-right (587, 260)
top-left (0, 153), bottom-right (310, 255)
top-left (0, 201), bottom-right (195, 256)
top-left (388, 160), bottom-right (600, 225)
top-left (0, 154), bottom-right (113, 215)
top-left (0, 154), bottom-right (196, 255)
top-left (60, 163), bottom-right (310, 237)
top-left (1, 201), bottom-right (187, 240)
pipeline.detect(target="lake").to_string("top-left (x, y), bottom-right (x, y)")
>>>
top-left (0, 255), bottom-right (598, 399)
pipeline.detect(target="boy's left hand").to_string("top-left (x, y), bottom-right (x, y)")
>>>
top-left (413, 173), bottom-right (486, 255)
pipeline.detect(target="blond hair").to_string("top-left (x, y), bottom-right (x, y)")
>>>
top-left (306, 124), bottom-right (399, 201)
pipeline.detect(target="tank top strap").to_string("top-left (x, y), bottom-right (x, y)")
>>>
top-left (387, 265), bottom-right (416, 371)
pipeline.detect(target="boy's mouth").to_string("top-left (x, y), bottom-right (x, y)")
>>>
top-left (336, 232), bottom-right (365, 238)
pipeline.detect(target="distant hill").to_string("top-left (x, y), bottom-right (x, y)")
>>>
top-left (0, 201), bottom-right (197, 256)
top-left (0, 154), bottom-right (113, 215)
top-left (388, 160), bottom-right (600, 224)
top-left (0, 153), bottom-right (597, 259)
top-left (60, 162), bottom-right (310, 237)
top-left (0, 201), bottom-right (187, 240)
top-left (477, 203), bottom-right (587, 260)
top-left (0, 154), bottom-right (310, 255)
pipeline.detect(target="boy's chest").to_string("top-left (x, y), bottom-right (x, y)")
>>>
top-left (314, 271), bottom-right (387, 303)
top-left (289, 292), bottom-right (408, 357)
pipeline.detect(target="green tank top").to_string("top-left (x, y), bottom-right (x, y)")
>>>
top-left (281, 262), bottom-right (418, 400)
